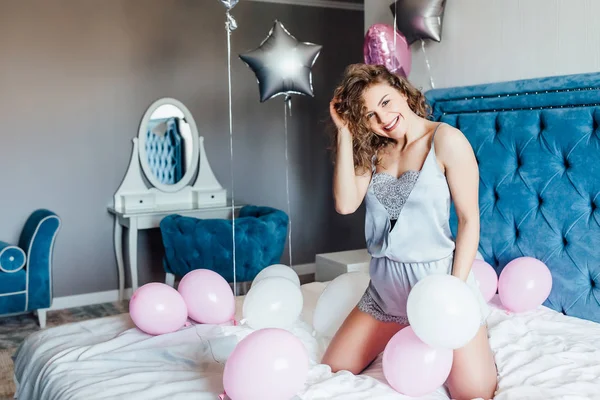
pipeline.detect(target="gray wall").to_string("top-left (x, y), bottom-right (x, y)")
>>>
top-left (0, 0), bottom-right (365, 297)
top-left (365, 0), bottom-right (600, 90)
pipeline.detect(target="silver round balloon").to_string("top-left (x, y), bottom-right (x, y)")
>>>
top-left (390, 0), bottom-right (447, 45)
top-left (239, 20), bottom-right (322, 103)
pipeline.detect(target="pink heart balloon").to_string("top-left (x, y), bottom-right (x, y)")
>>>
top-left (364, 23), bottom-right (412, 77)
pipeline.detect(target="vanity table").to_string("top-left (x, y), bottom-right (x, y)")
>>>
top-left (109, 98), bottom-right (236, 300)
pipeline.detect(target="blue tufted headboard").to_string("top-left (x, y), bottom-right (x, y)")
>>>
top-left (426, 72), bottom-right (600, 323)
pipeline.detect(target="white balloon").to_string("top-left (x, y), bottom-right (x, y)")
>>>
top-left (243, 277), bottom-right (303, 330)
top-left (251, 264), bottom-right (300, 288)
top-left (407, 274), bottom-right (481, 350)
top-left (313, 272), bottom-right (371, 338)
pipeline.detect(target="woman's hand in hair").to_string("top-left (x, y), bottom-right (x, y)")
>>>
top-left (330, 98), bottom-right (350, 134)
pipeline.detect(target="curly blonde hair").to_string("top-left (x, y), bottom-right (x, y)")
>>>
top-left (331, 64), bottom-right (431, 173)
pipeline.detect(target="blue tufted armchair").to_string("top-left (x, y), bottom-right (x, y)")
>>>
top-left (0, 209), bottom-right (61, 328)
top-left (159, 205), bottom-right (289, 285)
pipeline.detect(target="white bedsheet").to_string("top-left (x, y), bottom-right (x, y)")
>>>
top-left (13, 282), bottom-right (600, 400)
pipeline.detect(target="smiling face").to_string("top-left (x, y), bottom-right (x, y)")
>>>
top-left (331, 64), bottom-right (430, 173)
top-left (362, 82), bottom-right (412, 140)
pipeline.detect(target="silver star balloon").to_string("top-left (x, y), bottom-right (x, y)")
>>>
top-left (239, 20), bottom-right (322, 102)
top-left (390, 0), bottom-right (447, 45)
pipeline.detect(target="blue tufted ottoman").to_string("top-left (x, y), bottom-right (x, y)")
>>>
top-left (159, 205), bottom-right (289, 284)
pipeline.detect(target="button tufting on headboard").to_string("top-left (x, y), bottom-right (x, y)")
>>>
top-left (516, 155), bottom-right (523, 169)
top-left (428, 72), bottom-right (600, 323)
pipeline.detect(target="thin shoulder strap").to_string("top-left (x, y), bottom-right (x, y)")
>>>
top-left (431, 122), bottom-right (444, 149)
top-left (432, 122), bottom-right (444, 141)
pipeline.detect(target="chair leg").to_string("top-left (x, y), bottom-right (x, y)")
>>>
top-left (165, 273), bottom-right (175, 287)
top-left (37, 309), bottom-right (47, 329)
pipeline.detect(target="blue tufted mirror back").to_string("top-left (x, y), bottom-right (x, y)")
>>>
top-left (146, 117), bottom-right (184, 185)
top-left (426, 73), bottom-right (600, 323)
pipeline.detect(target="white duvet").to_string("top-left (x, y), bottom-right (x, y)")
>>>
top-left (13, 282), bottom-right (600, 400)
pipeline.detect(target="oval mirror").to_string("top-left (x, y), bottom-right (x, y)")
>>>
top-left (138, 98), bottom-right (199, 193)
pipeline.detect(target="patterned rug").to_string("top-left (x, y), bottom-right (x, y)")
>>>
top-left (0, 301), bottom-right (129, 399)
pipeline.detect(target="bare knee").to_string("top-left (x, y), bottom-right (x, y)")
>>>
top-left (447, 374), bottom-right (497, 400)
top-left (320, 306), bottom-right (404, 376)
top-left (321, 346), bottom-right (367, 375)
top-left (321, 355), bottom-right (363, 375)
top-left (448, 325), bottom-right (497, 399)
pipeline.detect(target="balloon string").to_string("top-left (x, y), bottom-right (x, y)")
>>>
top-left (284, 96), bottom-right (293, 267)
top-left (393, 1), bottom-right (397, 72)
top-left (421, 39), bottom-right (435, 89)
top-left (226, 11), bottom-right (237, 296)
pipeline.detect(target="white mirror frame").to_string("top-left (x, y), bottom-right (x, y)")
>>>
top-left (112, 97), bottom-right (227, 214)
top-left (137, 97), bottom-right (199, 193)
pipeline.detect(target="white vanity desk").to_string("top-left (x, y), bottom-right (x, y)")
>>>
top-left (109, 98), bottom-right (235, 300)
top-left (108, 203), bottom-right (241, 300)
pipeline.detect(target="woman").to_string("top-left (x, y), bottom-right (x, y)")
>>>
top-left (322, 64), bottom-right (497, 400)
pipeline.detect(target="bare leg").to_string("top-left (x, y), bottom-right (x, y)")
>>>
top-left (321, 306), bottom-right (406, 374)
top-left (447, 325), bottom-right (497, 400)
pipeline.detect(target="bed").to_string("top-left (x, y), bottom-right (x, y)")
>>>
top-left (12, 283), bottom-right (600, 399)
top-left (13, 72), bottom-right (600, 399)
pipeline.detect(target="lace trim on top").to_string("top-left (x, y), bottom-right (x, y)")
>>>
top-left (371, 171), bottom-right (420, 220)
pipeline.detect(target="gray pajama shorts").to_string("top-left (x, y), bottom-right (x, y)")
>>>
top-left (358, 254), bottom-right (491, 325)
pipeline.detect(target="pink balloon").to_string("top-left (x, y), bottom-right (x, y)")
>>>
top-left (498, 257), bottom-right (553, 313)
top-left (223, 328), bottom-right (309, 400)
top-left (364, 23), bottom-right (412, 77)
top-left (383, 326), bottom-right (453, 397)
top-left (178, 269), bottom-right (235, 324)
top-left (129, 283), bottom-right (188, 335)
top-left (471, 259), bottom-right (499, 302)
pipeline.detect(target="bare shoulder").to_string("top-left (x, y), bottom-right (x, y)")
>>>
top-left (432, 123), bottom-right (474, 162)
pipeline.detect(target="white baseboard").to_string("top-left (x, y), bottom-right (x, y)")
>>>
top-left (50, 265), bottom-right (315, 311)
top-left (50, 289), bottom-right (133, 311)
top-left (292, 262), bottom-right (316, 276)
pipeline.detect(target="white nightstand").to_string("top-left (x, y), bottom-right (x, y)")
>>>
top-left (315, 249), bottom-right (371, 282)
